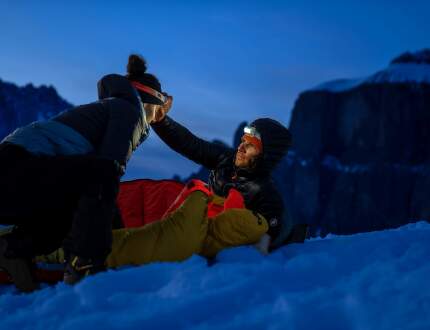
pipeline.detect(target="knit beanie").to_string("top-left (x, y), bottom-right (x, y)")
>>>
top-left (126, 54), bottom-right (164, 105)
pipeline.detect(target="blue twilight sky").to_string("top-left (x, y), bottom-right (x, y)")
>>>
top-left (0, 0), bottom-right (429, 179)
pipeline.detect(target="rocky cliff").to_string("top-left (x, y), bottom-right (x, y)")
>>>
top-left (283, 49), bottom-right (430, 236)
top-left (0, 79), bottom-right (72, 140)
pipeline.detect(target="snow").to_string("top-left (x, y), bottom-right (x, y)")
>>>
top-left (311, 78), bottom-right (364, 93)
top-left (1, 222), bottom-right (430, 330)
top-left (312, 63), bottom-right (430, 93)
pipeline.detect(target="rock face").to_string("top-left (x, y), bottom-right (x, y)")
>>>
top-left (182, 50), bottom-right (430, 236)
top-left (282, 49), bottom-right (430, 236)
top-left (0, 79), bottom-right (72, 140)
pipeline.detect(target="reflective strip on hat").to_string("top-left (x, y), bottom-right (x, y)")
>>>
top-left (131, 81), bottom-right (166, 104)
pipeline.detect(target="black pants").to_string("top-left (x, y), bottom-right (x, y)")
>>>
top-left (0, 143), bottom-right (120, 261)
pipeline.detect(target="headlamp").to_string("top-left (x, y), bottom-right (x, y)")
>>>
top-left (243, 126), bottom-right (262, 140)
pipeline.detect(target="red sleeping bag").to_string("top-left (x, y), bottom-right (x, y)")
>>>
top-left (118, 178), bottom-right (245, 228)
top-left (117, 179), bottom-right (185, 227)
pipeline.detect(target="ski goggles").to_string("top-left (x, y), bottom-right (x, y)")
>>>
top-left (131, 81), bottom-right (166, 104)
top-left (243, 126), bottom-right (263, 152)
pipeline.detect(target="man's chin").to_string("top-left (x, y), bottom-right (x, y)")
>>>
top-left (235, 160), bottom-right (247, 168)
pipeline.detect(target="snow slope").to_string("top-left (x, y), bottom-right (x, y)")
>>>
top-left (1, 222), bottom-right (429, 330)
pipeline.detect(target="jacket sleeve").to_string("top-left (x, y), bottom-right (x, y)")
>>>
top-left (151, 116), bottom-right (233, 169)
top-left (97, 74), bottom-right (140, 107)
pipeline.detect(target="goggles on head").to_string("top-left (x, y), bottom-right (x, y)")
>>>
top-left (131, 81), bottom-right (166, 104)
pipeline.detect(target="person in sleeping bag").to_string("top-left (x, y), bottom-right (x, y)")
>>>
top-left (150, 98), bottom-right (293, 254)
top-left (107, 181), bottom-right (269, 267)
top-left (0, 54), bottom-right (172, 292)
top-left (37, 184), bottom-right (269, 270)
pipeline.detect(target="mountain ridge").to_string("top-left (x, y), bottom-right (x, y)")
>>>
top-left (0, 78), bottom-right (72, 140)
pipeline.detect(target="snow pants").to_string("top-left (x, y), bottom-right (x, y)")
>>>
top-left (0, 142), bottom-right (120, 261)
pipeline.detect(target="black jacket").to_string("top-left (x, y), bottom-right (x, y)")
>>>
top-left (54, 74), bottom-right (149, 171)
top-left (152, 116), bottom-right (285, 240)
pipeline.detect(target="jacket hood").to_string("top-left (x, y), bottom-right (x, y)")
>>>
top-left (249, 118), bottom-right (292, 174)
top-left (98, 74), bottom-right (147, 108)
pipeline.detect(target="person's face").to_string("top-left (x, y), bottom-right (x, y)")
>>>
top-left (143, 103), bottom-right (161, 123)
top-left (234, 134), bottom-right (262, 168)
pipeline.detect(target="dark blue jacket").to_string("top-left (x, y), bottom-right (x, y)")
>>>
top-left (54, 74), bottom-right (150, 171)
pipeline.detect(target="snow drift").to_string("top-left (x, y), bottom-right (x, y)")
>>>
top-left (0, 221), bottom-right (429, 330)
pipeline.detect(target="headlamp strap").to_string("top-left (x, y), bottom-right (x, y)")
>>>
top-left (131, 81), bottom-right (166, 104)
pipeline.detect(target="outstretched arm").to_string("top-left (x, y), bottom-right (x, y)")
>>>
top-left (151, 95), bottom-right (233, 169)
top-left (152, 116), bottom-right (232, 169)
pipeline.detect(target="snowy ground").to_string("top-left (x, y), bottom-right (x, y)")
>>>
top-left (1, 222), bottom-right (429, 330)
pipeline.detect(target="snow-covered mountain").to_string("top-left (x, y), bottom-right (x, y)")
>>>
top-left (281, 49), bottom-right (430, 236)
top-left (1, 221), bottom-right (429, 330)
top-left (0, 79), bottom-right (72, 140)
top-left (313, 49), bottom-right (430, 92)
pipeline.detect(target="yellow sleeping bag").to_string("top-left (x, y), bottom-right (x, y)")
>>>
top-left (106, 191), bottom-right (209, 267)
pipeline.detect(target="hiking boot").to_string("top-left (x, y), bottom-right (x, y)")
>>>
top-left (0, 238), bottom-right (39, 292)
top-left (63, 254), bottom-right (106, 285)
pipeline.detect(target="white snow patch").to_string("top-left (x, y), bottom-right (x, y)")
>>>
top-left (312, 63), bottom-right (430, 93)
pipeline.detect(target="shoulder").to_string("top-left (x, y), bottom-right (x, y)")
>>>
top-left (97, 74), bottom-right (129, 92)
top-left (101, 98), bottom-right (141, 118)
top-left (97, 74), bottom-right (140, 108)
